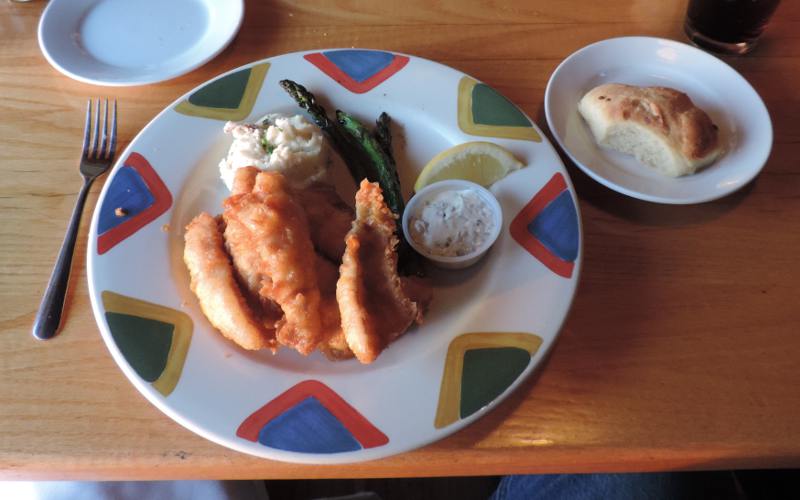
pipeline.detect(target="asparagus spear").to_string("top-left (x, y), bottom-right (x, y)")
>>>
top-left (279, 79), bottom-right (370, 183)
top-left (280, 79), bottom-right (424, 275)
top-left (375, 112), bottom-right (405, 197)
top-left (336, 110), bottom-right (405, 217)
top-left (337, 111), bottom-right (424, 276)
top-left (375, 112), bottom-right (393, 159)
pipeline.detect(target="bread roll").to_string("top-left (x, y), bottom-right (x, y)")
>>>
top-left (578, 83), bottom-right (722, 177)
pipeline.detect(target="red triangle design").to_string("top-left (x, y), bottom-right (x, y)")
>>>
top-left (304, 52), bottom-right (409, 94)
top-left (97, 153), bottom-right (172, 255)
top-left (509, 173), bottom-right (575, 278)
top-left (236, 380), bottom-right (388, 449)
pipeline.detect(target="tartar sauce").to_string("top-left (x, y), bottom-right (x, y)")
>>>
top-left (409, 189), bottom-right (495, 257)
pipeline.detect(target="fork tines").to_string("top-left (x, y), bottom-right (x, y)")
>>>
top-left (83, 98), bottom-right (117, 161)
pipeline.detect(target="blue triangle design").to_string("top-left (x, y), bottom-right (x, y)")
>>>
top-left (98, 166), bottom-right (155, 234)
top-left (322, 50), bottom-right (395, 83)
top-left (258, 397), bottom-right (362, 453)
top-left (528, 191), bottom-right (579, 262)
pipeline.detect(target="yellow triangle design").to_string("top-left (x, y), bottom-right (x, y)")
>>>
top-left (174, 63), bottom-right (270, 121)
top-left (457, 77), bottom-right (541, 142)
top-left (434, 332), bottom-right (542, 429)
top-left (102, 291), bottom-right (193, 396)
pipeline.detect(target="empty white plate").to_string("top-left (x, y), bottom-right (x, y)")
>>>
top-left (545, 36), bottom-right (772, 204)
top-left (38, 0), bottom-right (244, 86)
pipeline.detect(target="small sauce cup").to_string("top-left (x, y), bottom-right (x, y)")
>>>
top-left (402, 179), bottom-right (503, 269)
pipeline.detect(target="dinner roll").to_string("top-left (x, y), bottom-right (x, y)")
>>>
top-left (578, 83), bottom-right (722, 177)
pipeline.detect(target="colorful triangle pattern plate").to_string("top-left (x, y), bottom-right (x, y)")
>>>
top-left (304, 50), bottom-right (409, 94)
top-left (88, 50), bottom-right (581, 464)
top-left (435, 332), bottom-right (543, 429)
top-left (457, 77), bottom-right (541, 142)
top-left (96, 152), bottom-right (172, 255)
top-left (102, 291), bottom-right (192, 397)
top-left (237, 380), bottom-right (389, 454)
top-left (174, 63), bottom-right (269, 120)
top-left (510, 172), bottom-right (579, 278)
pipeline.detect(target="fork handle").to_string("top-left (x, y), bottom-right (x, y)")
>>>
top-left (33, 177), bottom-right (94, 340)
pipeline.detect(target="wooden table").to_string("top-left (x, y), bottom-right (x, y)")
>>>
top-left (2, 0), bottom-right (798, 480)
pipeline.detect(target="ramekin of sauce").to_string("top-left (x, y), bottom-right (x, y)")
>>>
top-left (402, 179), bottom-right (502, 269)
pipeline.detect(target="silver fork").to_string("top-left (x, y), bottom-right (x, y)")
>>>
top-left (33, 99), bottom-right (118, 340)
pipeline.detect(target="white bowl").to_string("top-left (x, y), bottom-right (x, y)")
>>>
top-left (402, 180), bottom-right (503, 269)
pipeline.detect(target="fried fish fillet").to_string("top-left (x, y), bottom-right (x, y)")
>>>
top-left (183, 212), bottom-right (277, 351)
top-left (223, 167), bottom-right (285, 331)
top-left (224, 171), bottom-right (323, 355)
top-left (336, 180), bottom-right (431, 363)
top-left (295, 183), bottom-right (354, 262)
top-left (315, 254), bottom-right (353, 360)
top-left (231, 165), bottom-right (259, 195)
top-left (230, 167), bottom-right (353, 261)
top-left (223, 215), bottom-right (284, 332)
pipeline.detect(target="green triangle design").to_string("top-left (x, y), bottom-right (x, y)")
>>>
top-left (106, 312), bottom-right (174, 382)
top-left (188, 68), bottom-right (252, 109)
top-left (460, 347), bottom-right (530, 418)
top-left (471, 84), bottom-right (532, 127)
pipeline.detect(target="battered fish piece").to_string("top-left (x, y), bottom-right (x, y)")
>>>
top-left (223, 216), bottom-right (284, 332)
top-left (230, 167), bottom-right (353, 262)
top-left (315, 254), bottom-right (353, 360)
top-left (295, 183), bottom-right (354, 262)
top-left (224, 172), bottom-right (323, 355)
top-left (183, 212), bottom-right (277, 351)
top-left (224, 167), bottom-right (284, 331)
top-left (337, 180), bottom-right (431, 363)
top-left (231, 166), bottom-right (259, 195)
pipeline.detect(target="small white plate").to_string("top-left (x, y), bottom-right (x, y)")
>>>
top-left (38, 0), bottom-right (244, 86)
top-left (545, 36), bottom-right (773, 204)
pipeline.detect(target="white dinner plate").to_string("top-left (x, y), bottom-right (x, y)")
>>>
top-left (38, 0), bottom-right (244, 86)
top-left (545, 36), bottom-right (772, 204)
top-left (87, 49), bottom-right (582, 463)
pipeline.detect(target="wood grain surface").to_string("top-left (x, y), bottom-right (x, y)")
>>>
top-left (1, 0), bottom-right (799, 480)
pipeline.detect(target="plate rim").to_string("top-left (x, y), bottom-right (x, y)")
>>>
top-left (544, 35), bottom-right (773, 205)
top-left (86, 48), bottom-right (584, 463)
top-left (37, 0), bottom-right (245, 87)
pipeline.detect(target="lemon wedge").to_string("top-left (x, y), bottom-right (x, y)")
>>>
top-left (414, 141), bottom-right (524, 191)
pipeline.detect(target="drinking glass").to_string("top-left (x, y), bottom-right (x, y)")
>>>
top-left (684, 0), bottom-right (781, 54)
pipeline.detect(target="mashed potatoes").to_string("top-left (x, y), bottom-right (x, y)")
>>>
top-left (218, 114), bottom-right (328, 190)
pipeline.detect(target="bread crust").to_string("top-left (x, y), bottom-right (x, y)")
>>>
top-left (579, 83), bottom-right (722, 175)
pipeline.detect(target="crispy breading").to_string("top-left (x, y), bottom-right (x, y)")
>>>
top-left (183, 212), bottom-right (277, 351)
top-left (315, 254), bottom-right (353, 360)
top-left (186, 169), bottom-right (430, 362)
top-left (336, 180), bottom-right (431, 363)
top-left (233, 168), bottom-right (354, 261)
top-left (230, 165), bottom-right (259, 195)
top-left (224, 172), bottom-right (323, 355)
top-left (224, 168), bottom-right (286, 331)
top-left (295, 183), bottom-right (354, 262)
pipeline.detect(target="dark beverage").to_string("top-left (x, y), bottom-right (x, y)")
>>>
top-left (685, 0), bottom-right (781, 54)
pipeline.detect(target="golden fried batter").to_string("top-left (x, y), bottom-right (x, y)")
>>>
top-left (336, 180), bottom-right (431, 363)
top-left (183, 212), bottom-right (277, 351)
top-left (224, 172), bottom-right (323, 355)
top-left (231, 167), bottom-right (353, 262)
top-left (186, 168), bottom-right (431, 362)
top-left (295, 183), bottom-right (354, 262)
top-left (315, 254), bottom-right (353, 360)
top-left (224, 168), bottom-right (286, 331)
top-left (231, 165), bottom-right (259, 195)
